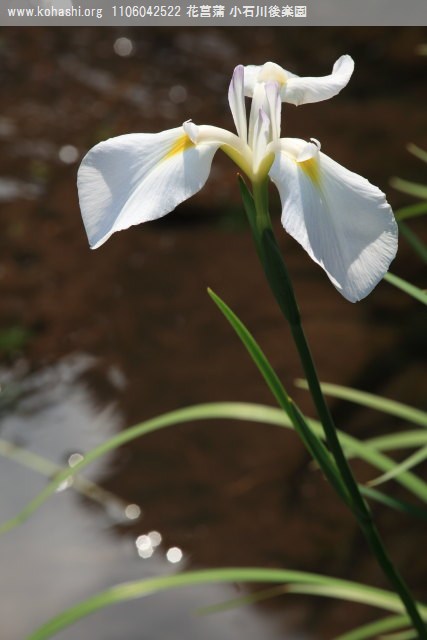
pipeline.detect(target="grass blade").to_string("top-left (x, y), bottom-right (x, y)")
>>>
top-left (397, 221), bottom-right (427, 263)
top-left (336, 432), bottom-right (427, 503)
top-left (395, 202), bottom-right (427, 222)
top-left (407, 144), bottom-right (427, 164)
top-left (394, 202), bottom-right (427, 223)
top-left (296, 380), bottom-right (427, 428)
top-left (2, 399), bottom-right (427, 536)
top-left (0, 402), bottom-right (288, 535)
top-left (390, 177), bottom-right (427, 200)
top-left (383, 631), bottom-right (418, 640)
top-left (360, 486), bottom-right (427, 521)
top-left (26, 567), bottom-right (427, 640)
top-left (384, 272), bottom-right (427, 305)
top-left (366, 430), bottom-right (427, 452)
top-left (334, 615), bottom-right (410, 640)
top-left (368, 444), bottom-right (427, 488)
top-left (207, 287), bottom-right (350, 505)
top-left (384, 632), bottom-right (418, 640)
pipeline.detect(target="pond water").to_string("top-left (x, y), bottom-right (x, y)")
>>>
top-left (0, 26), bottom-right (426, 639)
top-left (0, 354), bottom-right (310, 639)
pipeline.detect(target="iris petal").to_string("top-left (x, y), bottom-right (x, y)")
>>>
top-left (77, 128), bottom-right (219, 249)
top-left (228, 65), bottom-right (248, 142)
top-left (243, 56), bottom-right (354, 106)
top-left (269, 138), bottom-right (398, 302)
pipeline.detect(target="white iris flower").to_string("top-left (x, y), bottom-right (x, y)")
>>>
top-left (78, 56), bottom-right (397, 302)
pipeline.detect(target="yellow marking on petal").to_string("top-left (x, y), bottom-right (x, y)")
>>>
top-left (299, 156), bottom-right (321, 187)
top-left (164, 134), bottom-right (194, 161)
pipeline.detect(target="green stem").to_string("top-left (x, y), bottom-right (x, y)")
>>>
top-left (245, 178), bottom-right (426, 639)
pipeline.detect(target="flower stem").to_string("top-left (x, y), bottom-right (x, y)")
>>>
top-left (245, 178), bottom-right (426, 638)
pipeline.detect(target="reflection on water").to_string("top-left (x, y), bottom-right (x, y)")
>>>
top-left (0, 177), bottom-right (42, 202)
top-left (0, 354), bottom-right (308, 640)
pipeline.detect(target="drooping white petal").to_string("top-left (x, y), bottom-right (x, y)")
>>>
top-left (269, 138), bottom-right (398, 302)
top-left (77, 127), bottom-right (220, 249)
top-left (283, 55), bottom-right (354, 106)
top-left (228, 65), bottom-right (247, 142)
top-left (243, 56), bottom-right (354, 106)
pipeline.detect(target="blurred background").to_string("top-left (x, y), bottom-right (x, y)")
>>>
top-left (0, 27), bottom-right (426, 639)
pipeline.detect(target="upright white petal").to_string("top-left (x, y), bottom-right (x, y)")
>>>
top-left (243, 56), bottom-right (354, 106)
top-left (270, 138), bottom-right (398, 302)
top-left (77, 127), bottom-right (220, 249)
top-left (252, 109), bottom-right (270, 174)
top-left (243, 62), bottom-right (298, 96)
top-left (248, 82), bottom-right (268, 149)
top-left (264, 82), bottom-right (281, 142)
top-left (228, 65), bottom-right (248, 142)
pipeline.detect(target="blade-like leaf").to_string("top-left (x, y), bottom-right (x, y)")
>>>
top-left (369, 445), bottom-right (427, 488)
top-left (384, 272), bottom-right (427, 305)
top-left (2, 399), bottom-right (427, 536)
top-left (407, 144), bottom-right (427, 164)
top-left (360, 486), bottom-right (427, 522)
top-left (366, 431), bottom-right (427, 452)
top-left (207, 287), bottom-right (350, 505)
top-left (395, 202), bottom-right (427, 222)
top-left (26, 567), bottom-right (427, 640)
top-left (197, 585), bottom-right (288, 615)
top-left (390, 177), bottom-right (427, 200)
top-left (335, 615), bottom-right (411, 640)
top-left (296, 380), bottom-right (427, 428)
top-left (0, 402), bottom-right (287, 535)
top-left (332, 432), bottom-right (427, 504)
top-left (382, 631), bottom-right (418, 640)
top-left (398, 221), bottom-right (427, 263)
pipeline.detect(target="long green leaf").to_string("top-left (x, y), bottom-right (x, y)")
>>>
top-left (26, 567), bottom-right (427, 640)
top-left (366, 430), bottom-right (427, 452)
top-left (197, 585), bottom-right (288, 615)
top-left (360, 486), bottom-right (427, 522)
top-left (0, 403), bottom-right (287, 535)
top-left (383, 631), bottom-right (418, 640)
top-left (296, 380), bottom-right (427, 428)
top-left (288, 583), bottom-right (420, 614)
top-left (384, 272), bottom-right (427, 305)
top-left (2, 399), bottom-right (427, 536)
top-left (369, 445), bottom-right (427, 488)
top-left (395, 202), bottom-right (427, 222)
top-left (407, 144), bottom-right (427, 164)
top-left (201, 591), bottom-right (419, 639)
top-left (390, 177), bottom-right (427, 200)
top-left (337, 432), bottom-right (427, 503)
top-left (207, 287), bottom-right (350, 505)
top-left (398, 221), bottom-right (427, 263)
top-left (334, 615), bottom-right (410, 640)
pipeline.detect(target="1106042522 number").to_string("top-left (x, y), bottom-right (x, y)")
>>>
top-left (112, 5), bottom-right (181, 17)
